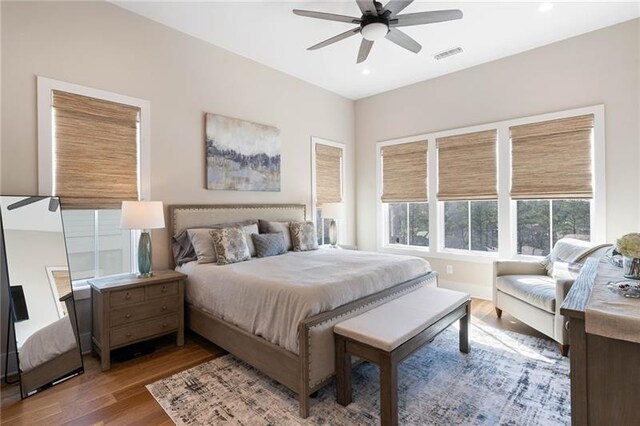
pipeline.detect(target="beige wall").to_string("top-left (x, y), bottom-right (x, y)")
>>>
top-left (0, 1), bottom-right (355, 270)
top-left (355, 19), bottom-right (640, 297)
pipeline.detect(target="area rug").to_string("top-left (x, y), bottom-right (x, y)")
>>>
top-left (147, 319), bottom-right (570, 425)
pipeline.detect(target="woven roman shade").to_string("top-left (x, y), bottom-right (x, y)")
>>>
top-left (381, 141), bottom-right (428, 203)
top-left (315, 144), bottom-right (342, 204)
top-left (52, 90), bottom-right (140, 209)
top-left (510, 114), bottom-right (594, 199)
top-left (437, 130), bottom-right (497, 201)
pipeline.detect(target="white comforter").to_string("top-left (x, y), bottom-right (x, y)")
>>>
top-left (19, 315), bottom-right (77, 373)
top-left (178, 249), bottom-right (431, 353)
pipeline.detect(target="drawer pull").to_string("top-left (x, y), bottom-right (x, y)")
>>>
top-left (162, 305), bottom-right (167, 311)
top-left (125, 292), bottom-right (131, 300)
top-left (162, 323), bottom-right (168, 328)
top-left (126, 332), bottom-right (132, 337)
top-left (161, 286), bottom-right (167, 293)
top-left (125, 313), bottom-right (132, 319)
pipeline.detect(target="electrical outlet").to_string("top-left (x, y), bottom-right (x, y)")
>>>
top-left (446, 264), bottom-right (453, 274)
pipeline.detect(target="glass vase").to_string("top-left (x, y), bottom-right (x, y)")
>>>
top-left (622, 256), bottom-right (640, 280)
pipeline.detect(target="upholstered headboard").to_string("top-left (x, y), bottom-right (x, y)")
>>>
top-left (168, 203), bottom-right (307, 237)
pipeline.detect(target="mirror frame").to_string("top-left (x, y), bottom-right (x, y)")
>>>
top-left (0, 195), bottom-right (84, 398)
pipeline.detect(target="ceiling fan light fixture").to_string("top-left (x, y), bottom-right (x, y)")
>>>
top-left (361, 22), bottom-right (388, 41)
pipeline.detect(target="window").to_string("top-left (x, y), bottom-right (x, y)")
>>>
top-left (377, 105), bottom-right (604, 260)
top-left (516, 199), bottom-right (590, 256)
top-left (438, 130), bottom-right (498, 253)
top-left (312, 138), bottom-right (345, 245)
top-left (388, 202), bottom-right (429, 246)
top-left (38, 77), bottom-right (150, 285)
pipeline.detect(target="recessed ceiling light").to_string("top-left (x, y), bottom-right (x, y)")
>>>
top-left (362, 69), bottom-right (371, 76)
top-left (539, 3), bottom-right (554, 12)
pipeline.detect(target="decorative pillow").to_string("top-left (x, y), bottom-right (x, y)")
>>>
top-left (259, 220), bottom-right (292, 251)
top-left (188, 220), bottom-right (258, 264)
top-left (290, 221), bottom-right (318, 252)
top-left (209, 227), bottom-right (251, 265)
top-left (251, 233), bottom-right (287, 258)
top-left (171, 230), bottom-right (197, 266)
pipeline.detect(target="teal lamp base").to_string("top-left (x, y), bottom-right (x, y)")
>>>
top-left (137, 231), bottom-right (153, 277)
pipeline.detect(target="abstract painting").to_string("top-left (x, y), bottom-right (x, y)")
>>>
top-left (206, 113), bottom-right (281, 191)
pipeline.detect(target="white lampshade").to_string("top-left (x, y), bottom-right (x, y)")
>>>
top-left (321, 203), bottom-right (344, 220)
top-left (120, 201), bottom-right (165, 230)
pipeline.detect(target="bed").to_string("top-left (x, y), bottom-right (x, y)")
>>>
top-left (169, 204), bottom-right (437, 418)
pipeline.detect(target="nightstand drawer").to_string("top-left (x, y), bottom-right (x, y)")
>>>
top-left (109, 297), bottom-right (179, 327)
top-left (110, 287), bottom-right (145, 307)
top-left (110, 314), bottom-right (179, 347)
top-left (146, 281), bottom-right (178, 299)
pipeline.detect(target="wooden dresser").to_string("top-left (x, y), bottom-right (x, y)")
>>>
top-left (560, 258), bottom-right (640, 426)
top-left (90, 270), bottom-right (186, 371)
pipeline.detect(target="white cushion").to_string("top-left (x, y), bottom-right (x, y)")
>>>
top-left (496, 275), bottom-right (556, 313)
top-left (334, 286), bottom-right (469, 352)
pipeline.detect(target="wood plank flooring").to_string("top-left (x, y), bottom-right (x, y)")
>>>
top-left (0, 299), bottom-right (545, 425)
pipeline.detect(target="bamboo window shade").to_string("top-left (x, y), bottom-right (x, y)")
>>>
top-left (51, 269), bottom-right (71, 314)
top-left (381, 141), bottom-right (428, 203)
top-left (510, 114), bottom-right (594, 199)
top-left (52, 90), bottom-right (140, 209)
top-left (437, 130), bottom-right (498, 201)
top-left (315, 144), bottom-right (343, 204)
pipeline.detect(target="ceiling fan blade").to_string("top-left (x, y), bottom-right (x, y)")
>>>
top-left (357, 39), bottom-right (374, 63)
top-left (382, 0), bottom-right (413, 17)
top-left (7, 196), bottom-right (48, 211)
top-left (390, 9), bottom-right (463, 27)
top-left (48, 197), bottom-right (60, 212)
top-left (293, 9), bottom-right (361, 24)
top-left (308, 27), bottom-right (361, 51)
top-left (385, 28), bottom-right (421, 53)
top-left (356, 0), bottom-right (378, 16)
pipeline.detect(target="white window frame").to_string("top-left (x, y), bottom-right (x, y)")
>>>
top-left (376, 105), bottom-right (605, 263)
top-left (36, 76), bottom-right (151, 294)
top-left (310, 136), bottom-right (346, 245)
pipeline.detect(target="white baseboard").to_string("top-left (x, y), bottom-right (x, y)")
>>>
top-left (438, 279), bottom-right (492, 301)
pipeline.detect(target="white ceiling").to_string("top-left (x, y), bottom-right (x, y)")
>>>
top-left (114, 1), bottom-right (640, 99)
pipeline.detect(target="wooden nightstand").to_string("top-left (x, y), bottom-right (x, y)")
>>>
top-left (89, 270), bottom-right (186, 371)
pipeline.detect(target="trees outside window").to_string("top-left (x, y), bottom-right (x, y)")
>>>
top-left (444, 201), bottom-right (498, 252)
top-left (388, 202), bottom-right (428, 247)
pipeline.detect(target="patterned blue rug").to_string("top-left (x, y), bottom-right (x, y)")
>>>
top-left (147, 319), bottom-right (570, 425)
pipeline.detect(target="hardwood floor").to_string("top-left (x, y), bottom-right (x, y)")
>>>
top-left (0, 299), bottom-right (545, 425)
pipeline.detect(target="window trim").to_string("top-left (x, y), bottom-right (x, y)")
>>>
top-left (37, 77), bottom-right (151, 293)
top-left (311, 136), bottom-right (346, 245)
top-left (376, 104), bottom-right (605, 262)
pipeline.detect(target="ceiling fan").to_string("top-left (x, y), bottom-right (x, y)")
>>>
top-left (7, 196), bottom-right (60, 212)
top-left (293, 0), bottom-right (463, 63)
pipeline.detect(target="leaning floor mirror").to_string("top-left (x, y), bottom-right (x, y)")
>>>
top-left (1, 196), bottom-right (83, 398)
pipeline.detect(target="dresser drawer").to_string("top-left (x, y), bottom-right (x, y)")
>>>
top-left (110, 287), bottom-right (145, 308)
top-left (146, 281), bottom-right (178, 299)
top-left (110, 314), bottom-right (179, 347)
top-left (109, 297), bottom-right (179, 327)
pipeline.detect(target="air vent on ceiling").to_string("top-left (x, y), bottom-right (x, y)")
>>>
top-left (434, 47), bottom-right (464, 61)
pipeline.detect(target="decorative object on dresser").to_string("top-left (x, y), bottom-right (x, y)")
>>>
top-left (334, 286), bottom-right (470, 426)
top-left (120, 200), bottom-right (165, 277)
top-left (492, 237), bottom-right (610, 355)
top-left (89, 270), bottom-right (186, 371)
top-left (205, 113), bottom-right (281, 192)
top-left (1, 196), bottom-right (83, 398)
top-left (561, 258), bottom-right (640, 425)
top-left (319, 202), bottom-right (344, 247)
top-left (615, 232), bottom-right (640, 279)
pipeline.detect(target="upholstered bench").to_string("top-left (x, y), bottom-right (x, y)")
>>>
top-left (334, 286), bottom-right (471, 426)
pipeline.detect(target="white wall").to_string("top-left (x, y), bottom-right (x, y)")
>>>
top-left (355, 19), bottom-right (640, 298)
top-left (0, 1), bottom-right (356, 271)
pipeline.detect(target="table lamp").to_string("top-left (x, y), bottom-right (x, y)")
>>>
top-left (120, 201), bottom-right (165, 277)
top-left (321, 203), bottom-right (344, 248)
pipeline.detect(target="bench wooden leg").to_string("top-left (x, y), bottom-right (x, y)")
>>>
top-left (380, 353), bottom-right (398, 426)
top-left (459, 303), bottom-right (470, 354)
top-left (335, 334), bottom-right (352, 406)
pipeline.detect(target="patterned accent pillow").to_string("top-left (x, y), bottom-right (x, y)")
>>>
top-left (260, 220), bottom-right (293, 251)
top-left (188, 221), bottom-right (258, 264)
top-left (290, 221), bottom-right (318, 252)
top-left (251, 233), bottom-right (287, 258)
top-left (209, 227), bottom-right (251, 265)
